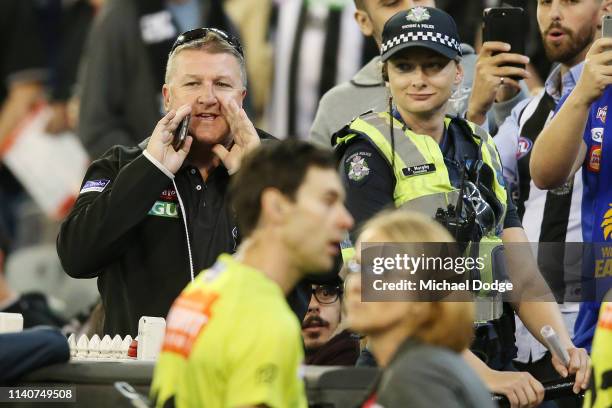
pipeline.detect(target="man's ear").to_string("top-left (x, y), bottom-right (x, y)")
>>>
top-left (162, 84), bottom-right (171, 111)
top-left (354, 9), bottom-right (374, 37)
top-left (260, 188), bottom-right (290, 225)
top-left (239, 88), bottom-right (247, 109)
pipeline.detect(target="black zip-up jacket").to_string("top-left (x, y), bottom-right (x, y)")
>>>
top-left (57, 131), bottom-right (297, 336)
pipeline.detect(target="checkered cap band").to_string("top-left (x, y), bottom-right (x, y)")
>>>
top-left (381, 31), bottom-right (461, 55)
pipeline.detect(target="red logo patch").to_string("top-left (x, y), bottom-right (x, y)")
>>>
top-left (160, 188), bottom-right (177, 202)
top-left (588, 145), bottom-right (601, 173)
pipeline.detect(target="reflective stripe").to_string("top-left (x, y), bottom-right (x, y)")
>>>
top-left (348, 112), bottom-right (455, 206)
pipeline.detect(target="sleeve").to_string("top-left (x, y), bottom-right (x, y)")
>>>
top-left (378, 365), bottom-right (466, 408)
top-left (56, 149), bottom-right (173, 278)
top-left (491, 83), bottom-right (529, 129)
top-left (0, 328), bottom-right (70, 383)
top-left (309, 92), bottom-right (337, 150)
top-left (502, 184), bottom-right (522, 229)
top-left (340, 140), bottom-right (395, 240)
top-left (77, 5), bottom-right (137, 157)
top-left (225, 317), bottom-right (304, 408)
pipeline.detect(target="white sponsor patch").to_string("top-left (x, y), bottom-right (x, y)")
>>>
top-left (591, 127), bottom-right (604, 143)
top-left (80, 179), bottom-right (110, 194)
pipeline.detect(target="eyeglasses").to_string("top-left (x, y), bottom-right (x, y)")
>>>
top-left (312, 285), bottom-right (343, 304)
top-left (170, 27), bottom-right (244, 57)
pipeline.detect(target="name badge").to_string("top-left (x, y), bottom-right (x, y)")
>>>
top-left (402, 163), bottom-right (436, 177)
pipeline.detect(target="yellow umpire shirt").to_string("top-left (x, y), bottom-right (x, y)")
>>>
top-left (151, 254), bottom-right (307, 408)
top-left (583, 301), bottom-right (612, 408)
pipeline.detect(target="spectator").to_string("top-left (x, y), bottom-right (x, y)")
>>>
top-left (308, 0), bottom-right (527, 149)
top-left (150, 140), bottom-right (353, 407)
top-left (77, 0), bottom-right (238, 157)
top-left (494, 0), bottom-right (608, 394)
top-left (302, 279), bottom-right (360, 366)
top-left (44, 0), bottom-right (100, 134)
top-left (0, 0), bottom-right (46, 239)
top-left (531, 31), bottom-right (612, 351)
top-left (58, 28), bottom-right (271, 336)
top-left (346, 210), bottom-right (495, 408)
top-left (268, 0), bottom-right (377, 140)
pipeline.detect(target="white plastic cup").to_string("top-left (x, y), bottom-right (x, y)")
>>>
top-left (137, 316), bottom-right (166, 361)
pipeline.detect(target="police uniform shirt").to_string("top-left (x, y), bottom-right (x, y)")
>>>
top-left (340, 117), bottom-right (522, 235)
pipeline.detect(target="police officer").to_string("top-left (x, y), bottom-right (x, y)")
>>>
top-left (333, 7), bottom-right (590, 407)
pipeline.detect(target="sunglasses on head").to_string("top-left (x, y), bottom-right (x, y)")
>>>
top-left (170, 27), bottom-right (244, 57)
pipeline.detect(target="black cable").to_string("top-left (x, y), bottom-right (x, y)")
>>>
top-left (388, 96), bottom-right (395, 175)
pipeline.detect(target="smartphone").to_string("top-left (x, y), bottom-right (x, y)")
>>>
top-left (483, 7), bottom-right (527, 80)
top-left (172, 114), bottom-right (190, 151)
top-left (603, 14), bottom-right (612, 38)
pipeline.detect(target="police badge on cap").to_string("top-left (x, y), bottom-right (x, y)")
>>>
top-left (380, 6), bottom-right (462, 62)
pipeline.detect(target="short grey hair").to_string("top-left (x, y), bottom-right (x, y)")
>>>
top-left (164, 31), bottom-right (247, 87)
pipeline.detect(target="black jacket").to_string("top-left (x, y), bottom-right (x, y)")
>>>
top-left (57, 131), bottom-right (288, 336)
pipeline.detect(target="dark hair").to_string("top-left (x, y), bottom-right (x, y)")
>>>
top-left (354, 0), bottom-right (365, 9)
top-left (230, 140), bottom-right (336, 238)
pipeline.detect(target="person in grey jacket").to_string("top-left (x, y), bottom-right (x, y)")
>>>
top-left (345, 211), bottom-right (496, 408)
top-left (309, 0), bottom-right (529, 149)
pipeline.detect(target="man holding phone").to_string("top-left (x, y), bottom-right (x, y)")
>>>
top-left (531, 4), bottom-right (612, 355)
top-left (57, 28), bottom-right (274, 337)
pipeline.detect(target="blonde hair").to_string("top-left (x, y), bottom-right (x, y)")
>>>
top-left (360, 210), bottom-right (474, 353)
top-left (165, 31), bottom-right (247, 86)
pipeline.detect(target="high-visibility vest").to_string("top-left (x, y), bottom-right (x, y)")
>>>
top-left (334, 111), bottom-right (509, 322)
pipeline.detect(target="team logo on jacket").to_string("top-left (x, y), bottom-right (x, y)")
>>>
top-left (588, 145), bottom-right (601, 173)
top-left (516, 137), bottom-right (533, 160)
top-left (591, 127), bottom-right (604, 143)
top-left (406, 7), bottom-right (430, 22)
top-left (80, 179), bottom-right (110, 194)
top-left (347, 154), bottom-right (370, 181)
top-left (596, 106), bottom-right (607, 124)
top-left (148, 201), bottom-right (179, 218)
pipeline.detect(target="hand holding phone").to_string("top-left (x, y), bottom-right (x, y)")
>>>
top-left (482, 7), bottom-right (527, 79)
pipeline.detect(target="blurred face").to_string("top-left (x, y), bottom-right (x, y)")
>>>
top-left (283, 167), bottom-right (354, 274)
top-left (163, 49), bottom-right (246, 147)
top-left (345, 229), bottom-right (412, 335)
top-left (537, 0), bottom-right (602, 65)
top-left (356, 0), bottom-right (436, 45)
top-left (302, 285), bottom-right (343, 350)
top-left (387, 48), bottom-right (462, 118)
